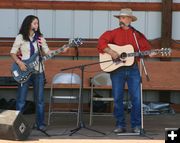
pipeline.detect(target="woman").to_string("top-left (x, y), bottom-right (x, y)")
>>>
top-left (10, 15), bottom-right (50, 131)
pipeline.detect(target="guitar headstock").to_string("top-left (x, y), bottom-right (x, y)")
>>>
top-left (69, 38), bottom-right (83, 47)
top-left (155, 48), bottom-right (172, 56)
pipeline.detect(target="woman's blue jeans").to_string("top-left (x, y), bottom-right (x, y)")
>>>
top-left (110, 63), bottom-right (141, 128)
top-left (16, 72), bottom-right (45, 128)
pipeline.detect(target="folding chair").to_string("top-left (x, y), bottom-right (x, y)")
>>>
top-left (48, 73), bottom-right (81, 126)
top-left (89, 72), bottom-right (113, 126)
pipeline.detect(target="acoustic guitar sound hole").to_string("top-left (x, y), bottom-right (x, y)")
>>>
top-left (120, 52), bottom-right (127, 59)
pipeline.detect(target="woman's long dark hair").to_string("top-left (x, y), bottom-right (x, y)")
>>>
top-left (19, 15), bottom-right (42, 41)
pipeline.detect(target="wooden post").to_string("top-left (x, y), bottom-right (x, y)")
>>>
top-left (161, 0), bottom-right (172, 49)
top-left (159, 0), bottom-right (172, 102)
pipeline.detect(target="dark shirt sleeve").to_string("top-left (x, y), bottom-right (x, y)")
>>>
top-left (97, 31), bottom-right (113, 53)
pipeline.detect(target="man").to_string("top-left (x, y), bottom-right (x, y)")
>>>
top-left (97, 8), bottom-right (154, 133)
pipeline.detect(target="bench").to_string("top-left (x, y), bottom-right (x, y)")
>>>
top-left (0, 59), bottom-right (180, 91)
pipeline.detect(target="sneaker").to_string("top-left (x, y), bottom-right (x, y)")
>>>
top-left (113, 127), bottom-right (126, 133)
top-left (132, 127), bottom-right (141, 133)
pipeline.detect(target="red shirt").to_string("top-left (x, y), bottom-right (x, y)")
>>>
top-left (97, 27), bottom-right (151, 54)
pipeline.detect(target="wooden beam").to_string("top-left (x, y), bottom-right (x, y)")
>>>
top-left (0, 1), bottom-right (161, 11)
top-left (173, 3), bottom-right (180, 11)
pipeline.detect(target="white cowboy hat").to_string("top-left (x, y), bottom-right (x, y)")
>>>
top-left (114, 8), bottom-right (137, 22)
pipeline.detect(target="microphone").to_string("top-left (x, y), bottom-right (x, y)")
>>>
top-left (32, 28), bottom-right (35, 32)
top-left (128, 24), bottom-right (135, 29)
top-left (32, 28), bottom-right (40, 41)
top-left (128, 24), bottom-right (137, 32)
top-left (128, 25), bottom-right (144, 37)
top-left (32, 28), bottom-right (42, 49)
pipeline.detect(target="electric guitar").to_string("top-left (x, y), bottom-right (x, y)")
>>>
top-left (11, 38), bottom-right (83, 83)
top-left (99, 44), bottom-right (172, 72)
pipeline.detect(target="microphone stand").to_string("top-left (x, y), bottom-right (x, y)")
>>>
top-left (61, 60), bottom-right (114, 136)
top-left (130, 26), bottom-right (152, 139)
top-left (130, 26), bottom-right (150, 81)
top-left (34, 37), bottom-right (50, 137)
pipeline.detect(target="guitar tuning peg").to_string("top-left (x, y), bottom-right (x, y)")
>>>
top-left (68, 38), bottom-right (73, 44)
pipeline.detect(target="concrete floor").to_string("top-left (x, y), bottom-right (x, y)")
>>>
top-left (0, 111), bottom-right (179, 142)
top-left (28, 112), bottom-right (180, 140)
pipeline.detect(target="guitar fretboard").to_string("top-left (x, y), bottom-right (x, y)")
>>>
top-left (43, 45), bottom-right (68, 61)
top-left (28, 42), bottom-right (76, 68)
top-left (127, 49), bottom-right (158, 58)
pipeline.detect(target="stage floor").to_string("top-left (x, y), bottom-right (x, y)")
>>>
top-left (1, 113), bottom-right (180, 143)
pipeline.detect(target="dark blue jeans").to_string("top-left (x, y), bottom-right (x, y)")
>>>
top-left (110, 63), bottom-right (141, 128)
top-left (16, 72), bottom-right (45, 128)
